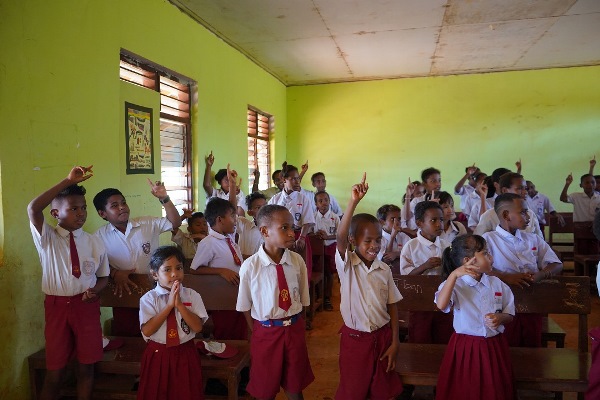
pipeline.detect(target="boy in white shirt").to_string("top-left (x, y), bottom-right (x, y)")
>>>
top-left (376, 204), bottom-right (410, 269)
top-left (310, 172), bottom-right (342, 215)
top-left (171, 209), bottom-right (208, 260)
top-left (526, 180), bottom-right (564, 236)
top-left (453, 164), bottom-right (479, 213)
top-left (203, 151), bottom-right (246, 216)
top-left (313, 190), bottom-right (340, 311)
top-left (402, 167), bottom-right (442, 235)
top-left (560, 172), bottom-right (600, 222)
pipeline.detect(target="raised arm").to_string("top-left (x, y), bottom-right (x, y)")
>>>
top-left (337, 173), bottom-right (368, 257)
top-left (27, 165), bottom-right (93, 234)
top-left (454, 165), bottom-right (477, 194)
top-left (203, 151), bottom-right (214, 197)
top-left (589, 156), bottom-right (596, 176)
top-left (147, 179), bottom-right (181, 230)
top-left (227, 164), bottom-right (239, 209)
top-left (299, 160), bottom-right (309, 182)
top-left (560, 173), bottom-right (572, 203)
top-left (251, 169), bottom-right (260, 193)
top-left (402, 178), bottom-right (416, 222)
top-left (515, 158), bottom-right (522, 175)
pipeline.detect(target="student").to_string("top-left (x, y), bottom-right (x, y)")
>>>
top-left (334, 173), bottom-right (403, 400)
top-left (453, 164), bottom-right (479, 212)
top-left (474, 172), bottom-right (543, 237)
top-left (310, 171), bottom-right (342, 215)
top-left (525, 180), bottom-right (565, 235)
top-left (438, 191), bottom-right (467, 242)
top-left (313, 190), bottom-right (340, 311)
top-left (376, 204), bottom-right (410, 268)
top-left (190, 197), bottom-right (246, 339)
top-left (252, 169), bottom-right (282, 201)
top-left (482, 193), bottom-right (563, 347)
top-left (435, 234), bottom-right (515, 400)
top-left (400, 201), bottom-right (453, 344)
top-left (402, 180), bottom-right (424, 205)
top-left (171, 209), bottom-right (208, 260)
top-left (203, 150), bottom-right (246, 216)
top-left (238, 191), bottom-right (266, 258)
top-left (28, 165), bottom-right (109, 399)
top-left (402, 167), bottom-right (442, 233)
top-left (93, 180), bottom-right (181, 336)
top-left (138, 246), bottom-right (208, 400)
top-left (560, 172), bottom-right (600, 222)
top-left (464, 172), bottom-right (490, 226)
top-left (236, 204), bottom-right (314, 400)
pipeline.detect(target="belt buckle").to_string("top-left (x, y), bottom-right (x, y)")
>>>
top-left (283, 319), bottom-right (292, 326)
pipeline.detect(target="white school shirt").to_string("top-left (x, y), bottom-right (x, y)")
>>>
top-left (95, 216), bottom-right (173, 275)
top-left (404, 194), bottom-right (428, 229)
top-left (313, 209), bottom-right (340, 246)
top-left (236, 216), bottom-right (262, 257)
top-left (526, 193), bottom-right (556, 225)
top-left (474, 207), bottom-right (542, 238)
top-left (207, 187), bottom-right (247, 211)
top-left (455, 184), bottom-right (476, 212)
top-left (567, 192), bottom-right (600, 222)
top-left (377, 229), bottom-right (411, 260)
top-left (467, 196), bottom-right (495, 229)
top-left (139, 284), bottom-right (208, 344)
top-left (461, 190), bottom-right (480, 219)
top-left (299, 187), bottom-right (316, 212)
top-left (268, 190), bottom-right (315, 230)
top-left (31, 222), bottom-right (109, 296)
top-left (236, 246), bottom-right (309, 321)
top-left (306, 189), bottom-right (342, 215)
top-left (335, 248), bottom-right (403, 332)
top-left (400, 233), bottom-right (450, 276)
top-left (435, 274), bottom-right (515, 337)
top-left (439, 221), bottom-right (467, 243)
top-left (482, 225), bottom-right (561, 274)
top-left (190, 228), bottom-right (242, 272)
top-left (171, 230), bottom-right (198, 260)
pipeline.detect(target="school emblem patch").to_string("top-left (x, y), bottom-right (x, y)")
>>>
top-left (167, 328), bottom-right (178, 339)
top-left (180, 318), bottom-right (190, 334)
top-left (280, 289), bottom-right (290, 302)
top-left (294, 212), bottom-right (301, 222)
top-left (142, 242), bottom-right (151, 255)
top-left (82, 261), bottom-right (95, 275)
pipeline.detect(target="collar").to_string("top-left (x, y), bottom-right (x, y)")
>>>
top-left (283, 190), bottom-right (298, 200)
top-left (318, 209), bottom-right (333, 219)
top-left (446, 221), bottom-right (459, 234)
top-left (256, 245), bottom-right (293, 267)
top-left (109, 220), bottom-right (134, 233)
top-left (416, 232), bottom-right (442, 248)
top-left (208, 227), bottom-right (234, 241)
top-left (495, 225), bottom-right (524, 241)
top-left (154, 282), bottom-right (186, 296)
top-left (348, 251), bottom-right (386, 272)
top-left (56, 225), bottom-right (83, 238)
top-left (461, 273), bottom-right (491, 287)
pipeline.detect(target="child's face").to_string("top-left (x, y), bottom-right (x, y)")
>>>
top-left (273, 172), bottom-right (284, 191)
top-left (380, 210), bottom-right (400, 233)
top-left (351, 221), bottom-right (382, 265)
top-left (152, 255), bottom-right (184, 290)
top-left (312, 175), bottom-right (326, 192)
top-left (51, 195), bottom-right (87, 231)
top-left (440, 201), bottom-right (455, 225)
top-left (465, 247), bottom-right (492, 274)
top-left (417, 208), bottom-right (444, 241)
top-left (526, 181), bottom-right (537, 198)
top-left (504, 199), bottom-right (530, 231)
top-left (98, 194), bottom-right (130, 225)
top-left (503, 178), bottom-right (527, 200)
top-left (424, 174), bottom-right (441, 193)
top-left (188, 217), bottom-right (208, 236)
top-left (261, 210), bottom-right (296, 249)
top-left (414, 185), bottom-right (425, 198)
top-left (315, 192), bottom-right (330, 215)
top-left (581, 176), bottom-right (596, 196)
top-left (247, 198), bottom-right (267, 219)
top-left (219, 177), bottom-right (230, 193)
top-left (284, 170), bottom-right (301, 192)
top-left (216, 208), bottom-right (237, 234)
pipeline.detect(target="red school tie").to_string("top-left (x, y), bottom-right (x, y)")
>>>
top-left (276, 264), bottom-right (292, 311)
top-left (226, 237), bottom-right (242, 266)
top-left (166, 308), bottom-right (180, 347)
top-left (69, 232), bottom-right (81, 279)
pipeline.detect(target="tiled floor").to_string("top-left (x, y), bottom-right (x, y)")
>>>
top-left (274, 268), bottom-right (599, 400)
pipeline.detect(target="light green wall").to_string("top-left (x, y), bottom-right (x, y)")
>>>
top-left (287, 67), bottom-right (600, 215)
top-left (0, 0), bottom-right (286, 397)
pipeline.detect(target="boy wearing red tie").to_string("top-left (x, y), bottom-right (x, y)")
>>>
top-left (236, 204), bottom-right (313, 400)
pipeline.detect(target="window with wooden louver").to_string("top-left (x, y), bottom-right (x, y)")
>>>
top-left (247, 108), bottom-right (271, 191)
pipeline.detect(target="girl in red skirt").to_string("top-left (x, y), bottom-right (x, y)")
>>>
top-left (137, 246), bottom-right (208, 400)
top-left (435, 234), bottom-right (516, 400)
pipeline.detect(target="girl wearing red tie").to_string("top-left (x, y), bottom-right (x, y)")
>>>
top-left (138, 246), bottom-right (208, 400)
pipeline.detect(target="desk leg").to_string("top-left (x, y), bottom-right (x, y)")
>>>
top-left (227, 372), bottom-right (239, 400)
top-left (28, 363), bottom-right (43, 400)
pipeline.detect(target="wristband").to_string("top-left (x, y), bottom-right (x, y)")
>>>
top-left (159, 195), bottom-right (170, 204)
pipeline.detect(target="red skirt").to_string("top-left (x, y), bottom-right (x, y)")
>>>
top-left (436, 333), bottom-right (515, 400)
top-left (586, 327), bottom-right (600, 399)
top-left (137, 339), bottom-right (203, 400)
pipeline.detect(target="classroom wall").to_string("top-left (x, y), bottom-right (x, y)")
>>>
top-left (0, 0), bottom-right (286, 397)
top-left (286, 66), bottom-right (600, 215)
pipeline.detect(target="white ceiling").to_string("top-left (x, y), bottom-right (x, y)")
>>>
top-left (169, 0), bottom-right (600, 86)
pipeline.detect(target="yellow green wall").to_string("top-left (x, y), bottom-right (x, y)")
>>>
top-left (0, 0), bottom-right (286, 397)
top-left (287, 66), bottom-right (600, 215)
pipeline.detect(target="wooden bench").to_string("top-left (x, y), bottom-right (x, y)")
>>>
top-left (573, 221), bottom-right (600, 278)
top-left (394, 275), bottom-right (591, 400)
top-left (548, 213), bottom-right (574, 262)
top-left (28, 274), bottom-right (250, 400)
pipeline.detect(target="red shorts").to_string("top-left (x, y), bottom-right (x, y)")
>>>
top-left (408, 311), bottom-right (454, 344)
top-left (336, 324), bottom-right (403, 400)
top-left (247, 316), bottom-right (314, 398)
top-left (44, 294), bottom-right (103, 370)
top-left (210, 310), bottom-right (247, 340)
top-left (502, 313), bottom-right (543, 347)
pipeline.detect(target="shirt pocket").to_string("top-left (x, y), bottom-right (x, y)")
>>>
top-left (379, 282), bottom-right (389, 303)
top-left (81, 258), bottom-right (97, 276)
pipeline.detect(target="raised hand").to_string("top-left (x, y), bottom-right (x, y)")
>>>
top-left (147, 178), bottom-right (168, 199)
top-left (467, 164), bottom-right (477, 176)
top-left (351, 172), bottom-right (369, 202)
top-left (205, 151), bottom-right (214, 167)
top-left (301, 160), bottom-right (309, 173)
top-left (565, 173), bottom-right (573, 185)
top-left (590, 156), bottom-right (596, 168)
top-left (67, 165), bottom-right (93, 183)
top-left (181, 208), bottom-right (195, 219)
top-left (405, 178), bottom-right (415, 196)
top-left (515, 158), bottom-right (522, 172)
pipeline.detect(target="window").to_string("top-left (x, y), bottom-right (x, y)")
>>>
top-left (119, 50), bottom-right (194, 212)
top-left (247, 107), bottom-right (271, 191)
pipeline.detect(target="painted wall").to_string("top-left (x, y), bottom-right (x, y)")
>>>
top-left (0, 0), bottom-right (286, 397)
top-left (287, 67), bottom-right (600, 215)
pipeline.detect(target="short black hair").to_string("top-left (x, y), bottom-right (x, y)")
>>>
top-left (214, 169), bottom-right (227, 185)
top-left (281, 162), bottom-right (298, 179)
top-left (491, 168), bottom-right (511, 183)
top-left (421, 167), bottom-right (441, 182)
top-left (438, 191), bottom-right (454, 206)
top-left (314, 190), bottom-right (330, 203)
top-left (93, 188), bottom-right (123, 211)
top-left (204, 197), bottom-right (236, 227)
top-left (56, 184), bottom-right (86, 201)
top-left (581, 173), bottom-right (594, 183)
top-left (349, 213), bottom-right (380, 237)
top-left (376, 204), bottom-right (400, 221)
top-left (149, 246), bottom-right (184, 274)
top-left (498, 172), bottom-right (523, 190)
top-left (494, 193), bottom-right (522, 216)
top-left (246, 191), bottom-right (266, 209)
top-left (187, 212), bottom-right (205, 225)
top-left (272, 169), bottom-right (281, 181)
top-left (311, 172), bottom-right (325, 183)
top-left (256, 204), bottom-right (291, 228)
top-left (414, 201), bottom-right (442, 222)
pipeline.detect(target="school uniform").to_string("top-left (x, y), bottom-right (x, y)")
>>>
top-left (467, 195), bottom-right (495, 229)
top-left (483, 225), bottom-right (561, 347)
top-left (95, 216), bottom-right (173, 336)
top-left (137, 284), bottom-right (208, 400)
top-left (314, 209), bottom-right (340, 273)
top-left (334, 248), bottom-right (403, 400)
top-left (526, 192), bottom-right (556, 226)
top-left (461, 189), bottom-right (481, 220)
top-left (440, 221), bottom-right (467, 243)
top-left (474, 207), bottom-right (543, 238)
top-left (207, 187), bottom-right (247, 212)
top-left (405, 194), bottom-right (430, 230)
top-left (236, 246), bottom-right (313, 399)
top-left (31, 222), bottom-right (109, 370)
top-left (400, 233), bottom-right (453, 344)
top-left (299, 187), bottom-right (316, 212)
top-left (435, 274), bottom-right (516, 400)
top-left (566, 192), bottom-right (600, 222)
top-left (191, 228), bottom-right (246, 340)
top-left (455, 184), bottom-right (476, 213)
top-left (307, 189), bottom-right (342, 215)
top-left (377, 229), bottom-right (410, 271)
top-left (260, 186), bottom-right (280, 201)
top-left (236, 216), bottom-right (262, 257)
top-left (171, 229), bottom-right (199, 260)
